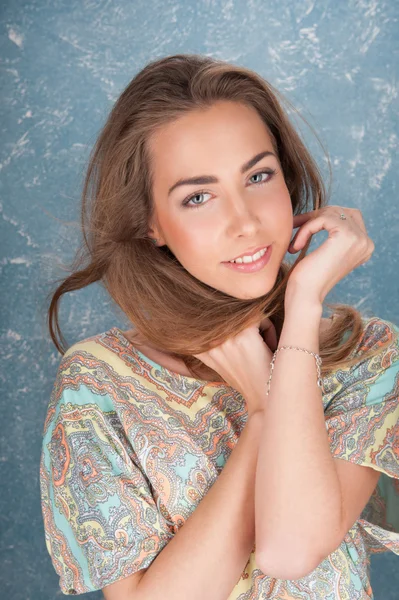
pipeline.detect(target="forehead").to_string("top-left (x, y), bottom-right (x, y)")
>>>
top-left (147, 101), bottom-right (274, 183)
top-left (149, 100), bottom-right (270, 145)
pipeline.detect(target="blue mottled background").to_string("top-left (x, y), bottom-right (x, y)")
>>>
top-left (1, 1), bottom-right (398, 598)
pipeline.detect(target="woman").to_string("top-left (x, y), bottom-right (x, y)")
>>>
top-left (40, 54), bottom-right (399, 599)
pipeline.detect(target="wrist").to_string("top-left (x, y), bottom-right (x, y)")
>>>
top-left (284, 283), bottom-right (323, 316)
top-left (280, 286), bottom-right (323, 352)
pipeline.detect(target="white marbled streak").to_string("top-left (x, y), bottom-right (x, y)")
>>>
top-left (7, 27), bottom-right (24, 48)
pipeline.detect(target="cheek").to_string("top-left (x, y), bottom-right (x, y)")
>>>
top-left (258, 189), bottom-right (292, 222)
top-left (163, 212), bottom-right (216, 263)
top-left (268, 192), bottom-right (293, 240)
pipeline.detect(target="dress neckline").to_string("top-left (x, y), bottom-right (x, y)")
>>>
top-left (109, 327), bottom-right (230, 388)
top-left (109, 316), bottom-right (373, 391)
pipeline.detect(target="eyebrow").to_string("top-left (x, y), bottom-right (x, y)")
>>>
top-left (167, 150), bottom-right (277, 197)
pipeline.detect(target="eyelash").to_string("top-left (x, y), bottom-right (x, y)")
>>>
top-left (181, 168), bottom-right (277, 209)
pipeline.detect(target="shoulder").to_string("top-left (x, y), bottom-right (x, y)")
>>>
top-left (348, 315), bottom-right (399, 381)
top-left (63, 327), bottom-right (123, 366)
top-left (356, 315), bottom-right (399, 355)
top-left (44, 328), bottom-right (143, 434)
top-left (59, 326), bottom-right (142, 385)
top-left (52, 329), bottom-right (120, 399)
top-left (325, 314), bottom-right (399, 413)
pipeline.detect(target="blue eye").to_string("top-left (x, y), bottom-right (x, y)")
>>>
top-left (250, 172), bottom-right (269, 184)
top-left (182, 190), bottom-right (211, 208)
top-left (182, 169), bottom-right (277, 209)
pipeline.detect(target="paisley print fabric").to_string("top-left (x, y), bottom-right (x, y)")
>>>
top-left (39, 316), bottom-right (399, 597)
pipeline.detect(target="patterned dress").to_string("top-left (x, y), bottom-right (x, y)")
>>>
top-left (39, 316), bottom-right (399, 598)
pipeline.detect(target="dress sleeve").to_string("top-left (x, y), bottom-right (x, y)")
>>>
top-left (324, 317), bottom-right (399, 555)
top-left (40, 352), bottom-right (174, 595)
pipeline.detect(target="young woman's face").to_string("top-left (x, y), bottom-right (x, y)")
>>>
top-left (147, 100), bottom-right (293, 300)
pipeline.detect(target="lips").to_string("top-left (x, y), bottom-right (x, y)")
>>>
top-left (224, 245), bottom-right (269, 262)
top-left (222, 243), bottom-right (273, 272)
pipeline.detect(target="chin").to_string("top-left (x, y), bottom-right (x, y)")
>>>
top-left (217, 283), bottom-right (273, 300)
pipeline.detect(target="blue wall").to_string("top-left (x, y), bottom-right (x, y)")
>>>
top-left (1, 1), bottom-right (398, 598)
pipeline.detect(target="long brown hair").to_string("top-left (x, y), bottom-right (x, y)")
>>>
top-left (47, 53), bottom-right (396, 381)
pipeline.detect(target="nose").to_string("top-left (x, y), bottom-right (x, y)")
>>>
top-left (225, 193), bottom-right (262, 237)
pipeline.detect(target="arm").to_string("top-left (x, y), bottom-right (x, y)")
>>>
top-left (254, 286), bottom-right (380, 580)
top-left (103, 410), bottom-right (264, 600)
top-left (254, 293), bottom-right (337, 578)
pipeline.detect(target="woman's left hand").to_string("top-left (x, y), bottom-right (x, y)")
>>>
top-left (287, 206), bottom-right (375, 304)
top-left (193, 317), bottom-right (276, 416)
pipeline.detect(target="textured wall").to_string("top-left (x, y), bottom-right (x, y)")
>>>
top-left (1, 1), bottom-right (398, 598)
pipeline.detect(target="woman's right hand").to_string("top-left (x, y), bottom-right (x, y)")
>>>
top-left (193, 318), bottom-right (277, 417)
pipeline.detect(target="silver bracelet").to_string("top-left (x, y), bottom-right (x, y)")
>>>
top-left (266, 346), bottom-right (323, 396)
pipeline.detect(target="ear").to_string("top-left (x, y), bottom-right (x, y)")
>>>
top-left (147, 223), bottom-right (166, 246)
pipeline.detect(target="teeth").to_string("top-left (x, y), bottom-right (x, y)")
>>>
top-left (229, 247), bottom-right (267, 264)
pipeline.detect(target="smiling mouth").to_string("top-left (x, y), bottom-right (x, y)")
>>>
top-left (222, 244), bottom-right (273, 272)
top-left (223, 245), bottom-right (270, 264)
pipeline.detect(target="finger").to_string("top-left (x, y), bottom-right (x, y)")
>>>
top-left (288, 222), bottom-right (316, 252)
top-left (292, 211), bottom-right (317, 228)
top-left (293, 206), bottom-right (354, 229)
top-left (333, 207), bottom-right (368, 237)
top-left (349, 209), bottom-right (367, 234)
top-left (288, 230), bottom-right (301, 252)
top-left (290, 207), bottom-right (366, 254)
top-left (289, 215), bottom-right (332, 251)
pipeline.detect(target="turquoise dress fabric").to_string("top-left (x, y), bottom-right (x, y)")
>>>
top-left (40, 316), bottom-right (399, 597)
